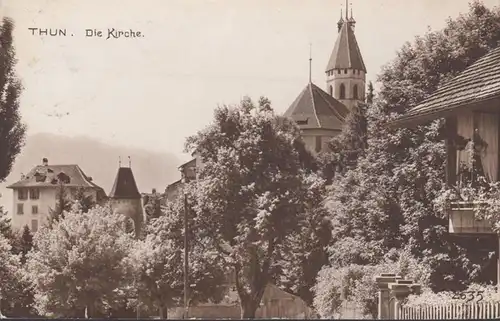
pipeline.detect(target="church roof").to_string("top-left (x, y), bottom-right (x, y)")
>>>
top-left (109, 167), bottom-right (141, 199)
top-left (284, 82), bottom-right (349, 131)
top-left (391, 45), bottom-right (500, 127)
top-left (326, 21), bottom-right (366, 73)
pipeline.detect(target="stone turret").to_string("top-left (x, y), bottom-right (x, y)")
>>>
top-left (109, 165), bottom-right (144, 238)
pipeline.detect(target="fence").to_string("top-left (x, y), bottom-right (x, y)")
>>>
top-left (400, 302), bottom-right (500, 319)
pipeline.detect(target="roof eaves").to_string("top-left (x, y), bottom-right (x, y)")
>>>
top-left (389, 94), bottom-right (500, 128)
top-left (309, 84), bottom-right (322, 128)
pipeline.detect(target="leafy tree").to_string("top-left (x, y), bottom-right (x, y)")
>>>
top-left (321, 102), bottom-right (369, 180)
top-left (0, 207), bottom-right (15, 243)
top-left (17, 225), bottom-right (33, 264)
top-left (26, 206), bottom-right (134, 318)
top-left (275, 173), bottom-right (331, 306)
top-left (73, 188), bottom-right (96, 214)
top-left (0, 17), bottom-right (27, 182)
top-left (0, 233), bottom-right (36, 317)
top-left (321, 0), bottom-right (500, 293)
top-left (47, 182), bottom-right (72, 226)
top-left (130, 199), bottom-right (226, 318)
top-left (143, 192), bottom-right (163, 221)
top-left (184, 97), bottom-right (319, 318)
top-left (366, 81), bottom-right (374, 104)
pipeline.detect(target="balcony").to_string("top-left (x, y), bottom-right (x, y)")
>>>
top-left (448, 201), bottom-right (494, 235)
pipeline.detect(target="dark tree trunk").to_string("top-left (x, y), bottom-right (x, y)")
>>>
top-left (240, 298), bottom-right (259, 319)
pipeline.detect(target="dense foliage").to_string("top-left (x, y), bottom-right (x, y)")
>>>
top-left (27, 206), bottom-right (135, 317)
top-left (184, 97), bottom-right (324, 317)
top-left (0, 17), bottom-right (26, 182)
top-left (130, 198), bottom-right (226, 318)
top-left (314, 1), bottom-right (500, 317)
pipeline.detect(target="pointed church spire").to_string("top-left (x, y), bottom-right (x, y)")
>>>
top-left (337, 8), bottom-right (344, 32)
top-left (326, 0), bottom-right (366, 73)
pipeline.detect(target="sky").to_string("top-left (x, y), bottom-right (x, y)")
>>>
top-left (4, 0), bottom-right (500, 164)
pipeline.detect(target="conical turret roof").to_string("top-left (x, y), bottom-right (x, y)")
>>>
top-left (326, 20), bottom-right (366, 73)
top-left (109, 167), bottom-right (141, 199)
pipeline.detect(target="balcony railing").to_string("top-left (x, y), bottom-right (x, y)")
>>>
top-left (448, 201), bottom-right (494, 235)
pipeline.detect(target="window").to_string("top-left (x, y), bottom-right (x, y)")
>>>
top-left (329, 85), bottom-right (333, 96)
top-left (337, 70), bottom-right (341, 75)
top-left (18, 189), bottom-right (28, 200)
top-left (339, 83), bottom-right (346, 99)
top-left (315, 136), bottom-right (322, 153)
top-left (32, 205), bottom-right (38, 215)
top-left (353, 85), bottom-right (359, 99)
top-left (344, 69), bottom-right (347, 74)
top-left (17, 203), bottom-right (24, 215)
top-left (30, 188), bottom-right (40, 200)
top-left (31, 219), bottom-right (38, 233)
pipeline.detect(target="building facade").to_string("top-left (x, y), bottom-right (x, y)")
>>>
top-left (6, 158), bottom-right (106, 232)
top-left (284, 3), bottom-right (366, 154)
top-left (392, 45), bottom-right (500, 285)
top-left (109, 165), bottom-right (145, 238)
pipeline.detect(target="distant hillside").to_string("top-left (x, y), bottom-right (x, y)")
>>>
top-left (0, 133), bottom-right (182, 214)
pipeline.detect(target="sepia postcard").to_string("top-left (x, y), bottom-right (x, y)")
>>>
top-left (1, 0), bottom-right (500, 319)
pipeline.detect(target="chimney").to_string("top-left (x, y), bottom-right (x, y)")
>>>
top-left (42, 158), bottom-right (48, 166)
top-left (152, 188), bottom-right (157, 194)
top-left (88, 176), bottom-right (93, 182)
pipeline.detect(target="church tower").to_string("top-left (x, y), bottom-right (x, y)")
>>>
top-left (325, 1), bottom-right (366, 110)
top-left (109, 158), bottom-right (144, 238)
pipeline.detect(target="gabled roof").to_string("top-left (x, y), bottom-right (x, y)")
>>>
top-left (326, 21), bottom-right (366, 73)
top-left (109, 167), bottom-right (141, 199)
top-left (392, 46), bottom-right (500, 127)
top-left (284, 82), bottom-right (349, 131)
top-left (7, 164), bottom-right (104, 192)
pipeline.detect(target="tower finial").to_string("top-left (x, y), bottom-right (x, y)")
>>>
top-left (128, 156), bottom-right (131, 168)
top-left (119, 156), bottom-right (121, 167)
top-left (309, 43), bottom-right (312, 83)
top-left (345, 0), bottom-right (348, 20)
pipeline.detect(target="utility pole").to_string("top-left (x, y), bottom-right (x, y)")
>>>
top-left (184, 192), bottom-right (189, 319)
top-left (181, 167), bottom-right (190, 319)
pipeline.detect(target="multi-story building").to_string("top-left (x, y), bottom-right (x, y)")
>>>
top-left (6, 158), bottom-right (106, 232)
top-left (391, 46), bottom-right (500, 284)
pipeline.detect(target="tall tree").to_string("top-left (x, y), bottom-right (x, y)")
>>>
top-left (143, 192), bottom-right (163, 222)
top-left (130, 199), bottom-right (226, 318)
top-left (0, 17), bottom-right (26, 182)
top-left (27, 206), bottom-right (134, 318)
top-left (366, 81), bottom-right (374, 104)
top-left (184, 97), bottom-right (319, 318)
top-left (18, 225), bottom-right (33, 264)
top-left (73, 188), bottom-right (96, 214)
top-left (321, 0), bottom-right (500, 292)
top-left (47, 182), bottom-right (72, 226)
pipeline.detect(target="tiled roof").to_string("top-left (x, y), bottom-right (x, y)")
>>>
top-left (7, 164), bottom-right (104, 191)
top-left (326, 21), bottom-right (366, 73)
top-left (109, 167), bottom-right (141, 199)
top-left (392, 46), bottom-right (500, 126)
top-left (284, 82), bottom-right (349, 131)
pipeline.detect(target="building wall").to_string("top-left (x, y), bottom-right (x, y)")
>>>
top-left (167, 283), bottom-right (314, 319)
top-left (11, 187), bottom-right (98, 232)
top-left (110, 198), bottom-right (144, 236)
top-left (326, 68), bottom-right (366, 110)
top-left (301, 128), bottom-right (342, 154)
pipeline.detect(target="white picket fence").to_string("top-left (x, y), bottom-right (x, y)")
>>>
top-left (400, 302), bottom-right (500, 319)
